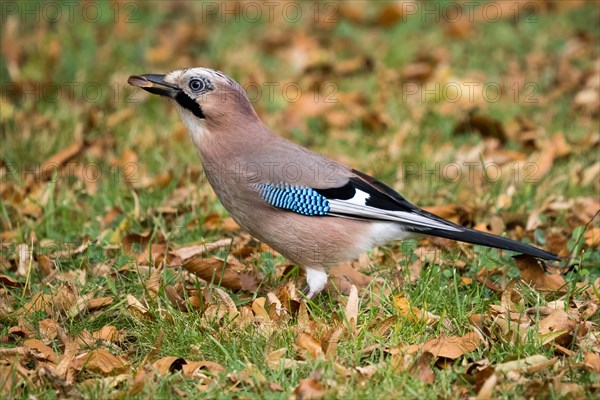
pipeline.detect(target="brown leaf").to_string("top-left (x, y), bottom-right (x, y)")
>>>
top-left (294, 376), bottom-right (326, 400)
top-left (153, 356), bottom-right (187, 375)
top-left (126, 294), bottom-right (151, 320)
top-left (239, 272), bottom-right (260, 292)
top-left (344, 285), bottom-right (359, 336)
top-left (86, 297), bottom-right (113, 311)
top-left (0, 275), bottom-right (21, 288)
top-left (409, 351), bottom-right (436, 384)
top-left (145, 264), bottom-right (163, 300)
top-left (297, 332), bottom-right (324, 360)
top-left (422, 204), bottom-right (474, 226)
top-left (165, 285), bottom-right (187, 311)
top-left (324, 327), bottom-right (344, 359)
top-left (252, 297), bottom-right (269, 320)
top-left (0, 364), bottom-right (23, 398)
top-left (171, 239), bottom-right (233, 262)
top-left (584, 226), bottom-right (600, 247)
top-left (421, 332), bottom-right (481, 359)
top-left (394, 295), bottom-right (440, 325)
top-left (91, 326), bottom-right (120, 343)
top-left (329, 263), bottom-right (372, 295)
top-left (183, 256), bottom-right (258, 292)
top-left (516, 255), bottom-right (567, 292)
top-left (182, 360), bottom-right (225, 378)
top-left (55, 336), bottom-right (80, 384)
top-left (475, 370), bottom-right (498, 400)
top-left (0, 346), bottom-right (52, 362)
top-left (36, 254), bottom-right (55, 277)
top-left (583, 352), bottom-right (600, 373)
top-left (538, 309), bottom-right (577, 346)
top-left (375, 2), bottom-right (407, 27)
top-left (71, 349), bottom-right (129, 376)
top-left (453, 113), bottom-right (507, 143)
top-left (38, 319), bottom-right (60, 341)
top-left (23, 339), bottom-right (57, 364)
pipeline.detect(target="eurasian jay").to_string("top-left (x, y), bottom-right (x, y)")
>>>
top-left (128, 68), bottom-right (559, 298)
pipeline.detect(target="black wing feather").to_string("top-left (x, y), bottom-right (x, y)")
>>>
top-left (319, 169), bottom-right (559, 261)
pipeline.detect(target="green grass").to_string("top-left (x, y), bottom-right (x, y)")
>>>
top-left (1, 1), bottom-right (599, 399)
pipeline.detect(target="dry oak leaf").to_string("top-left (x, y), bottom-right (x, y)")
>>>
top-left (71, 349), bottom-right (129, 376)
top-left (329, 263), bottom-right (372, 295)
top-left (153, 356), bottom-right (187, 375)
top-left (182, 360), bottom-right (225, 378)
top-left (538, 309), bottom-right (577, 346)
top-left (23, 339), bottom-right (57, 364)
top-left (91, 326), bottom-right (121, 343)
top-left (183, 256), bottom-right (259, 292)
top-left (394, 295), bottom-right (440, 325)
top-left (293, 377), bottom-right (326, 400)
top-left (297, 332), bottom-right (324, 360)
top-left (409, 351), bottom-right (436, 384)
top-left (583, 352), bottom-right (600, 373)
top-left (515, 255), bottom-right (567, 293)
top-left (344, 285), bottom-right (359, 336)
top-left (421, 332), bottom-right (481, 359)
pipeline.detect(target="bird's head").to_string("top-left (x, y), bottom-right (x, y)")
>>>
top-left (128, 68), bottom-right (259, 142)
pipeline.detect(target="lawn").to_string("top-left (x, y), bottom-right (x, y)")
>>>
top-left (1, 1), bottom-right (599, 398)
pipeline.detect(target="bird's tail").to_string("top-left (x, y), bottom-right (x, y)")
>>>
top-left (407, 209), bottom-right (560, 261)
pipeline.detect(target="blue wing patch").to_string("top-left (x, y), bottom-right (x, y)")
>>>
top-left (255, 183), bottom-right (330, 216)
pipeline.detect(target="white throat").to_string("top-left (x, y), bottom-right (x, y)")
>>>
top-left (175, 105), bottom-right (209, 146)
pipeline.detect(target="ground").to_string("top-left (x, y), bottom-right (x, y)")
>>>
top-left (1, 1), bottom-right (599, 399)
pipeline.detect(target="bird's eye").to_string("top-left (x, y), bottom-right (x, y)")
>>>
top-left (189, 79), bottom-right (205, 92)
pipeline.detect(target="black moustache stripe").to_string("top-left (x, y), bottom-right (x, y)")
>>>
top-left (175, 91), bottom-right (205, 119)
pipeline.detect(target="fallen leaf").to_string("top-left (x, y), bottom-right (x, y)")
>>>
top-left (409, 351), bottom-right (436, 384)
top-left (71, 349), bottom-right (129, 376)
top-left (421, 332), bottom-right (480, 359)
top-left (374, 2), bottom-right (406, 27)
top-left (515, 255), bottom-right (567, 292)
top-left (23, 339), bottom-right (57, 364)
top-left (153, 356), bottom-right (187, 375)
top-left (171, 239), bottom-right (233, 261)
top-left (344, 285), bottom-right (359, 336)
top-left (145, 264), bottom-right (163, 300)
top-left (394, 295), bottom-right (440, 325)
top-left (91, 326), bottom-right (120, 343)
top-left (583, 352), bottom-right (600, 373)
top-left (495, 355), bottom-right (556, 374)
top-left (294, 376), bottom-right (326, 400)
top-left (453, 113), bottom-right (507, 143)
top-left (475, 372), bottom-right (498, 400)
top-left (329, 263), bottom-right (372, 295)
top-left (182, 360), bottom-right (225, 378)
top-left (183, 256), bottom-right (259, 291)
top-left (538, 309), bottom-right (577, 346)
top-left (297, 332), bottom-right (323, 359)
top-left (126, 294), bottom-right (151, 319)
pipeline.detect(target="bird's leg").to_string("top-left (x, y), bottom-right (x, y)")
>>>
top-left (303, 268), bottom-right (328, 299)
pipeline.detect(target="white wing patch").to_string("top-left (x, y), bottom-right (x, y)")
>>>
top-left (345, 189), bottom-right (371, 206)
top-left (327, 189), bottom-right (462, 232)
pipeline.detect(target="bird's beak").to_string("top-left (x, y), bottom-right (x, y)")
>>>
top-left (128, 74), bottom-right (180, 98)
